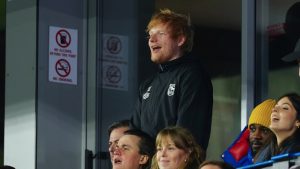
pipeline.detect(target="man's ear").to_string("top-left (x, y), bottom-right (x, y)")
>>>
top-left (177, 35), bottom-right (186, 47)
top-left (296, 120), bottom-right (300, 128)
top-left (139, 155), bottom-right (149, 165)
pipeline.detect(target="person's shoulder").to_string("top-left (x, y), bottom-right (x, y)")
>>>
top-left (290, 142), bottom-right (300, 153)
top-left (138, 74), bottom-right (157, 89)
top-left (141, 74), bottom-right (157, 83)
top-left (253, 144), bottom-right (272, 163)
top-left (179, 58), bottom-right (211, 78)
top-left (178, 56), bottom-right (206, 70)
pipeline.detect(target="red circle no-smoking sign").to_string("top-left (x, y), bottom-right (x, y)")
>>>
top-left (55, 59), bottom-right (71, 77)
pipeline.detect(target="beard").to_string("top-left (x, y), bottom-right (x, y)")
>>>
top-left (250, 140), bottom-right (264, 155)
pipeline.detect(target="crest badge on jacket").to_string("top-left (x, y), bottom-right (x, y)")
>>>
top-left (167, 84), bottom-right (176, 96)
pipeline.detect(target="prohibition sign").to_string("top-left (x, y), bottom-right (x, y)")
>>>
top-left (56, 29), bottom-right (71, 48)
top-left (106, 65), bottom-right (121, 83)
top-left (55, 59), bottom-right (71, 77)
top-left (106, 36), bottom-right (121, 54)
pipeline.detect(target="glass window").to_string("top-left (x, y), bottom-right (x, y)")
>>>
top-left (257, 0), bottom-right (300, 99)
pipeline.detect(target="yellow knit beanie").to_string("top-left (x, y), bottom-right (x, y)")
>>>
top-left (248, 99), bottom-right (276, 128)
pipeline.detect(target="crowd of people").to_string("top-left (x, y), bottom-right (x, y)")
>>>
top-left (108, 92), bottom-right (300, 169)
top-left (2, 1), bottom-right (300, 169)
top-left (105, 6), bottom-right (300, 169)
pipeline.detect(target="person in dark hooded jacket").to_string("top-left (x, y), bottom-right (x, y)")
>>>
top-left (130, 8), bottom-right (213, 153)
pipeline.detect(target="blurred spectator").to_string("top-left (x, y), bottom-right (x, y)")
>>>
top-left (270, 2), bottom-right (300, 69)
top-left (282, 38), bottom-right (300, 76)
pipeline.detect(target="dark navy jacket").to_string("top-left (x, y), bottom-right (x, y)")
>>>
top-left (130, 55), bottom-right (213, 150)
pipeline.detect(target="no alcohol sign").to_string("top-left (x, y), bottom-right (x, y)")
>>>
top-left (56, 29), bottom-right (71, 48)
top-left (49, 26), bottom-right (78, 85)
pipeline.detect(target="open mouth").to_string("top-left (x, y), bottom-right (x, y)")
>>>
top-left (114, 158), bottom-right (122, 164)
top-left (271, 116), bottom-right (279, 123)
top-left (151, 45), bottom-right (161, 52)
top-left (251, 141), bottom-right (263, 147)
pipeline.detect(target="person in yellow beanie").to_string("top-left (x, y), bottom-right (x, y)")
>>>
top-left (221, 99), bottom-right (276, 168)
top-left (248, 99), bottom-right (276, 156)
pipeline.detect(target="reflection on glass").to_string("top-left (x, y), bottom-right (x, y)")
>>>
top-left (261, 0), bottom-right (300, 98)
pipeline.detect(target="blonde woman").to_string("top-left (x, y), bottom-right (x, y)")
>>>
top-left (151, 126), bottom-right (205, 169)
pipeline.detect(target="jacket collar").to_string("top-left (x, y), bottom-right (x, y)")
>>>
top-left (158, 55), bottom-right (188, 72)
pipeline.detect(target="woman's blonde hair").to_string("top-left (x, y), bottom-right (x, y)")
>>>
top-left (151, 126), bottom-right (205, 169)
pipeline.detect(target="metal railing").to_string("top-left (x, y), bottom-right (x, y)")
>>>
top-left (238, 153), bottom-right (300, 169)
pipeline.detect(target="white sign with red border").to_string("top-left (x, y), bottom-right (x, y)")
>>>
top-left (48, 26), bottom-right (78, 85)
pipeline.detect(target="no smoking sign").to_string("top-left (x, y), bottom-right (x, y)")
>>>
top-left (106, 65), bottom-right (121, 83)
top-left (55, 59), bottom-right (71, 77)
